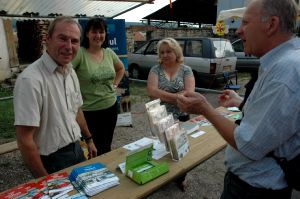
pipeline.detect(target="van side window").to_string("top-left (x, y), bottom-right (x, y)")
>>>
top-left (177, 40), bottom-right (185, 53)
top-left (232, 40), bottom-right (244, 52)
top-left (145, 41), bottom-right (158, 55)
top-left (185, 40), bottom-right (203, 57)
top-left (213, 40), bottom-right (235, 58)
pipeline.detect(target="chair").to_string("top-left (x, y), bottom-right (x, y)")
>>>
top-left (223, 72), bottom-right (240, 90)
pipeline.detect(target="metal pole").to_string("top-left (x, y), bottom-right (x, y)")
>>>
top-left (129, 78), bottom-right (226, 94)
top-left (0, 96), bottom-right (13, 101)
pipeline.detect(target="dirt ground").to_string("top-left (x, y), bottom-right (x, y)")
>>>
top-left (0, 94), bottom-right (227, 199)
top-left (0, 79), bottom-right (300, 198)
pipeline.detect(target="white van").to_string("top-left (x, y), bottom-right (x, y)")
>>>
top-left (128, 37), bottom-right (237, 87)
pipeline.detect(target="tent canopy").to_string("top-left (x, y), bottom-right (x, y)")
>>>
top-left (143, 0), bottom-right (217, 25)
top-left (217, 7), bottom-right (246, 21)
top-left (0, 0), bottom-right (154, 18)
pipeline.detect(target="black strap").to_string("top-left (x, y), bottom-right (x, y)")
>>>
top-left (267, 151), bottom-right (288, 167)
top-left (235, 71), bottom-right (258, 126)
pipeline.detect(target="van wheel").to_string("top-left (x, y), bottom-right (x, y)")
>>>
top-left (129, 65), bottom-right (140, 79)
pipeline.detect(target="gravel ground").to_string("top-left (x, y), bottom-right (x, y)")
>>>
top-left (0, 94), bottom-right (226, 199)
top-left (1, 79), bottom-right (299, 198)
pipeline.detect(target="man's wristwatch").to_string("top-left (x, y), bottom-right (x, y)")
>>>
top-left (84, 135), bottom-right (93, 142)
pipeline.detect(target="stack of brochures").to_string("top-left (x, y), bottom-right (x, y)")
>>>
top-left (69, 162), bottom-right (120, 197)
top-left (145, 99), bottom-right (175, 150)
top-left (46, 172), bottom-right (74, 199)
top-left (165, 123), bottom-right (190, 161)
top-left (0, 182), bottom-right (49, 199)
top-left (145, 99), bottom-right (190, 161)
top-left (180, 121), bottom-right (200, 135)
top-left (0, 171), bottom-right (88, 199)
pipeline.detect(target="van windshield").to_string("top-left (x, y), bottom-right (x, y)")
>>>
top-left (213, 40), bottom-right (235, 58)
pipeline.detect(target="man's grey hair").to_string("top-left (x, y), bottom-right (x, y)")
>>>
top-left (48, 16), bottom-right (82, 38)
top-left (246, 0), bottom-right (298, 33)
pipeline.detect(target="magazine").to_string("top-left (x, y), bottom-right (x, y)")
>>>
top-left (153, 114), bottom-right (174, 150)
top-left (180, 121), bottom-right (199, 135)
top-left (165, 123), bottom-right (190, 161)
top-left (70, 163), bottom-right (120, 197)
top-left (0, 182), bottom-right (49, 199)
top-left (145, 99), bottom-right (169, 137)
top-left (46, 172), bottom-right (73, 199)
top-left (34, 178), bottom-right (50, 199)
top-left (190, 115), bottom-right (211, 126)
top-left (0, 183), bottom-right (34, 199)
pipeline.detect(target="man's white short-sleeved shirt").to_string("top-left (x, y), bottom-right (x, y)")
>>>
top-left (14, 52), bottom-right (83, 155)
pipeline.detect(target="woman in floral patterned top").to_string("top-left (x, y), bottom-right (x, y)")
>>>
top-left (147, 37), bottom-right (195, 121)
top-left (147, 38), bottom-right (195, 191)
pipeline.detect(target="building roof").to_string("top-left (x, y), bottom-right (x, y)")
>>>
top-left (143, 0), bottom-right (217, 25)
top-left (0, 0), bottom-right (153, 19)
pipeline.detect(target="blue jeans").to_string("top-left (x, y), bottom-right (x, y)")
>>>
top-left (40, 141), bottom-right (86, 174)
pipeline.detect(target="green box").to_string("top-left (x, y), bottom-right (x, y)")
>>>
top-left (125, 144), bottom-right (169, 185)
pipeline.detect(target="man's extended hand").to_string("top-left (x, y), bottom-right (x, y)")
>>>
top-left (177, 91), bottom-right (213, 115)
top-left (218, 90), bottom-right (243, 108)
top-left (86, 140), bottom-right (97, 159)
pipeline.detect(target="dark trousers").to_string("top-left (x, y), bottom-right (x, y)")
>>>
top-left (83, 102), bottom-right (118, 155)
top-left (40, 141), bottom-right (86, 174)
top-left (221, 171), bottom-right (292, 199)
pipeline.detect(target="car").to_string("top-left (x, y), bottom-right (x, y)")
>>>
top-left (128, 37), bottom-right (237, 87)
top-left (231, 39), bottom-right (260, 73)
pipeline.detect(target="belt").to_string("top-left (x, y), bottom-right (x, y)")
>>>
top-left (57, 141), bottom-right (79, 153)
top-left (41, 141), bottom-right (80, 157)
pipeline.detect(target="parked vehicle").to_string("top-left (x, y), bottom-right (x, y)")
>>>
top-left (128, 37), bottom-right (237, 87)
top-left (231, 39), bottom-right (260, 72)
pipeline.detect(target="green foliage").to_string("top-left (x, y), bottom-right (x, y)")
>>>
top-left (238, 72), bottom-right (251, 81)
top-left (129, 80), bottom-right (149, 104)
top-left (0, 87), bottom-right (13, 97)
top-left (0, 87), bottom-right (15, 140)
top-left (129, 80), bottom-right (147, 96)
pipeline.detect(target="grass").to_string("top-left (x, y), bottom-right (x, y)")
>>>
top-left (128, 80), bottom-right (149, 105)
top-left (0, 87), bottom-right (15, 140)
top-left (238, 72), bottom-right (251, 81)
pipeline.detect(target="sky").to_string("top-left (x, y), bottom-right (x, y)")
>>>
top-left (115, 0), bottom-right (174, 22)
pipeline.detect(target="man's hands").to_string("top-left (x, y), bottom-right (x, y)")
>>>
top-left (177, 91), bottom-right (237, 148)
top-left (218, 90), bottom-right (243, 108)
top-left (177, 91), bottom-right (214, 115)
top-left (85, 139), bottom-right (97, 159)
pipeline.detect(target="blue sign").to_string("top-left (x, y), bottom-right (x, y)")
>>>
top-left (78, 19), bottom-right (128, 69)
top-left (106, 19), bottom-right (127, 55)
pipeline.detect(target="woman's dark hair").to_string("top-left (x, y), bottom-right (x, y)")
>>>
top-left (81, 18), bottom-right (109, 48)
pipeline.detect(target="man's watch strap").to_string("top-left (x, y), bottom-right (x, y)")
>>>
top-left (84, 135), bottom-right (93, 142)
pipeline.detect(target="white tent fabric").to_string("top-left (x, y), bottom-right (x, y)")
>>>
top-left (0, 0), bottom-right (153, 18)
top-left (217, 7), bottom-right (246, 21)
